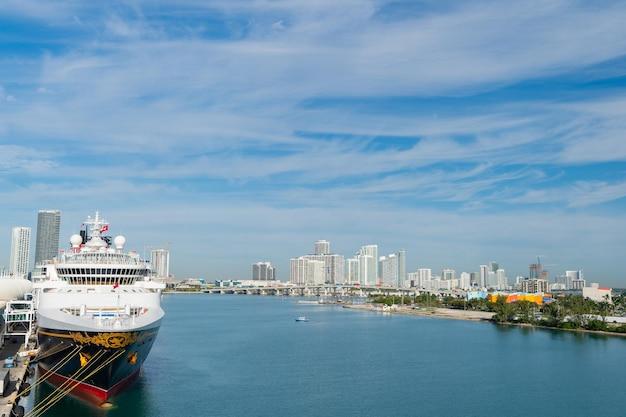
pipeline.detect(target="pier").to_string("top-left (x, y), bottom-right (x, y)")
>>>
top-left (0, 338), bottom-right (35, 417)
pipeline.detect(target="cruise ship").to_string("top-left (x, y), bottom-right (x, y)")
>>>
top-left (34, 212), bottom-right (165, 404)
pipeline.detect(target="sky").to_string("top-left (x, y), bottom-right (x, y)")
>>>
top-left (1, 0), bottom-right (626, 285)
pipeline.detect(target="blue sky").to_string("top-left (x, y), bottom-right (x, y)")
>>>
top-left (1, 0), bottom-right (626, 285)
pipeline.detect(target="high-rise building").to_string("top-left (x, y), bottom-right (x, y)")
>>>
top-left (379, 250), bottom-right (406, 288)
top-left (290, 257), bottom-right (325, 285)
top-left (529, 263), bottom-right (543, 279)
top-left (346, 258), bottom-right (360, 284)
top-left (398, 249), bottom-right (406, 287)
top-left (489, 261), bottom-right (499, 273)
top-left (521, 278), bottom-right (548, 294)
top-left (479, 265), bottom-right (488, 288)
top-left (290, 257), bottom-right (308, 285)
top-left (150, 249), bottom-right (170, 278)
top-left (409, 268), bottom-right (432, 288)
top-left (496, 269), bottom-right (507, 290)
top-left (314, 240), bottom-right (330, 255)
top-left (326, 254), bottom-right (345, 284)
top-left (358, 245), bottom-right (378, 285)
top-left (252, 262), bottom-right (276, 281)
top-left (357, 254), bottom-right (373, 286)
top-left (34, 209), bottom-right (61, 265)
top-left (301, 253), bottom-right (345, 284)
top-left (469, 272), bottom-right (478, 287)
top-left (418, 268), bottom-right (432, 286)
top-left (10, 227), bottom-right (31, 277)
top-left (442, 268), bottom-right (456, 281)
top-left (565, 270), bottom-right (583, 290)
top-left (307, 260), bottom-right (325, 285)
top-left (459, 272), bottom-right (471, 290)
top-left (380, 254), bottom-right (398, 287)
top-left (293, 240), bottom-right (345, 284)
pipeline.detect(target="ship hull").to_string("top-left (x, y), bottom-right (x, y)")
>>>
top-left (36, 327), bottom-right (159, 403)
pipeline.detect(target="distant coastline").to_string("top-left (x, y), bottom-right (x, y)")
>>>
top-left (343, 303), bottom-right (495, 321)
top-left (344, 303), bottom-right (626, 338)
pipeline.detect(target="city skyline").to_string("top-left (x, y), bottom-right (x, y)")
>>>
top-left (1, 1), bottom-right (626, 285)
top-left (0, 211), bottom-right (606, 292)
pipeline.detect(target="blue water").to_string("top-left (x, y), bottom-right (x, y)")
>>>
top-left (27, 295), bottom-right (626, 417)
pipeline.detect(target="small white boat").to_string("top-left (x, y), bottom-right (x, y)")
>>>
top-left (295, 316), bottom-right (309, 322)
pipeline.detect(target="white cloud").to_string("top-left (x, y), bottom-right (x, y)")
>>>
top-left (1, 0), bottom-right (626, 283)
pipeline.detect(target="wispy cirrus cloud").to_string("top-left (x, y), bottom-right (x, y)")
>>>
top-left (1, 0), bottom-right (626, 282)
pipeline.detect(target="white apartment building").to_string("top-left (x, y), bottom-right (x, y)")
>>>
top-left (10, 227), bottom-right (31, 277)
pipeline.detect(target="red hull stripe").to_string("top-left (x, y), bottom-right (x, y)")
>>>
top-left (39, 365), bottom-right (141, 403)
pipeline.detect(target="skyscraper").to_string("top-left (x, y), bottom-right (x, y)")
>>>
top-left (459, 272), bottom-right (471, 290)
top-left (289, 257), bottom-right (324, 285)
top-left (442, 268), bottom-right (456, 280)
top-left (565, 270), bottom-right (583, 289)
top-left (529, 262), bottom-right (543, 279)
top-left (290, 257), bottom-right (308, 285)
top-left (379, 250), bottom-right (406, 288)
top-left (358, 245), bottom-right (378, 285)
top-left (398, 249), bottom-right (406, 287)
top-left (150, 249), bottom-right (170, 278)
top-left (34, 209), bottom-right (61, 265)
top-left (479, 265), bottom-right (488, 288)
top-left (252, 262), bottom-right (276, 280)
top-left (292, 240), bottom-right (344, 284)
top-left (301, 253), bottom-right (345, 284)
top-left (346, 258), bottom-right (360, 284)
top-left (10, 227), bottom-right (31, 277)
top-left (314, 240), bottom-right (330, 255)
top-left (418, 268), bottom-right (432, 287)
top-left (357, 254), bottom-right (373, 286)
top-left (496, 269), bottom-right (507, 290)
top-left (380, 254), bottom-right (398, 287)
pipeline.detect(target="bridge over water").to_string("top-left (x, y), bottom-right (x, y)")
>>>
top-left (202, 285), bottom-right (462, 298)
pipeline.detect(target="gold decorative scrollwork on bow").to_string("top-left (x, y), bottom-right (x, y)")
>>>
top-left (69, 332), bottom-right (139, 348)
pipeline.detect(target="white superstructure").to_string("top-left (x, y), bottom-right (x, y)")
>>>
top-left (34, 212), bottom-right (165, 333)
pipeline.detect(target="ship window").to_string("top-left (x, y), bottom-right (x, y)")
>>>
top-left (107, 268), bottom-right (112, 274)
top-left (91, 268), bottom-right (96, 274)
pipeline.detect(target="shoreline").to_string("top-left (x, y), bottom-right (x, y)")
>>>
top-left (343, 304), bottom-right (495, 322)
top-left (343, 303), bottom-right (626, 338)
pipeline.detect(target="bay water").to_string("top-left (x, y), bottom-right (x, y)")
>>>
top-left (28, 294), bottom-right (625, 417)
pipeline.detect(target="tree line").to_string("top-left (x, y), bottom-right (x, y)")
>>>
top-left (370, 293), bottom-right (626, 334)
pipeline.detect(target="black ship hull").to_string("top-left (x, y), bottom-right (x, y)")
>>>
top-left (36, 327), bottom-right (159, 403)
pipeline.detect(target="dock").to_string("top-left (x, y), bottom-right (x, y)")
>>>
top-left (0, 337), bottom-right (34, 417)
